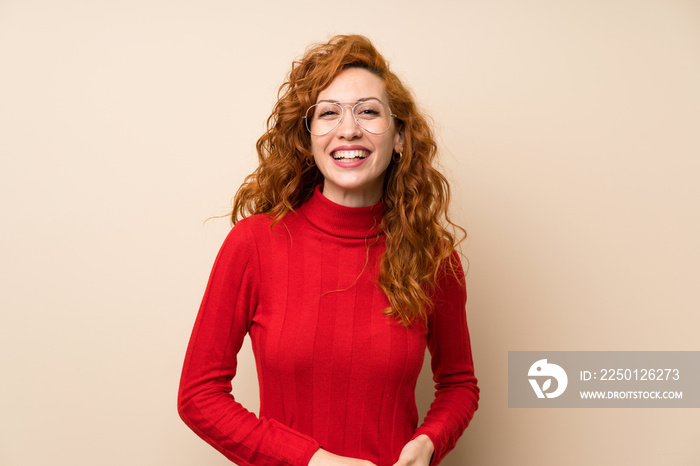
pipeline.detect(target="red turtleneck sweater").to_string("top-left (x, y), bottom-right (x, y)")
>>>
top-left (178, 186), bottom-right (479, 466)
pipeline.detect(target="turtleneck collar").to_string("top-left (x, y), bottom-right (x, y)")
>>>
top-left (297, 185), bottom-right (384, 239)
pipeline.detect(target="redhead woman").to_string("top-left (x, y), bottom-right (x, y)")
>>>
top-left (178, 35), bottom-right (479, 466)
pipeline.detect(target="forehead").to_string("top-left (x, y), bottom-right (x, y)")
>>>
top-left (316, 68), bottom-right (388, 103)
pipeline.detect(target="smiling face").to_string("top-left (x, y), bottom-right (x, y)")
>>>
top-left (310, 68), bottom-right (403, 207)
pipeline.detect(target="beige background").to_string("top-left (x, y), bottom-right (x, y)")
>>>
top-left (1, 0), bottom-right (699, 465)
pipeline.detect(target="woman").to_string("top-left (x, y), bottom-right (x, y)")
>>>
top-left (178, 35), bottom-right (479, 466)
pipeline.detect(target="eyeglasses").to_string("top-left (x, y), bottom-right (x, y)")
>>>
top-left (303, 98), bottom-right (396, 136)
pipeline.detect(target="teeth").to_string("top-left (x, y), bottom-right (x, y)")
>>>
top-left (332, 150), bottom-right (369, 160)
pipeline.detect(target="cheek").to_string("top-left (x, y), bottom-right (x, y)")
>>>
top-left (310, 137), bottom-right (324, 161)
top-left (377, 135), bottom-right (396, 160)
top-left (310, 137), bottom-right (331, 175)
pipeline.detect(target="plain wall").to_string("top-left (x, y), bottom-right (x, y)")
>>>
top-left (1, 0), bottom-right (698, 465)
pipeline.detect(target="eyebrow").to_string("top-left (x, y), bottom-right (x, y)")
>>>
top-left (316, 97), bottom-right (383, 104)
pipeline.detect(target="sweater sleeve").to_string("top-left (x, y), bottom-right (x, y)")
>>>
top-left (411, 251), bottom-right (479, 465)
top-left (177, 220), bottom-right (321, 466)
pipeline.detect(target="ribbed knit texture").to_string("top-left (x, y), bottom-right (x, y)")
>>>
top-left (178, 185), bottom-right (479, 466)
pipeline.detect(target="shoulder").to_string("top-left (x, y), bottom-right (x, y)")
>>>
top-left (225, 212), bottom-right (278, 243)
top-left (235, 209), bottom-right (310, 239)
top-left (232, 212), bottom-right (273, 232)
top-left (437, 250), bottom-right (466, 283)
top-left (233, 210), bottom-right (306, 232)
top-left (224, 211), bottom-right (302, 252)
top-left (431, 250), bottom-right (467, 303)
top-left (217, 214), bottom-right (270, 261)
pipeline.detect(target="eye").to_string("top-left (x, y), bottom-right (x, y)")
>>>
top-left (355, 101), bottom-right (384, 119)
top-left (319, 109), bottom-right (340, 118)
top-left (315, 104), bottom-right (342, 119)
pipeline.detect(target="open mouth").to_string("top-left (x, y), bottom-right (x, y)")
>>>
top-left (331, 150), bottom-right (370, 161)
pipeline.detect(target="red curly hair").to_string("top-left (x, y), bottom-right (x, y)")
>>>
top-left (231, 34), bottom-right (465, 325)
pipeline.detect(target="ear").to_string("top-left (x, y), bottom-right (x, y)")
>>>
top-left (393, 126), bottom-right (404, 154)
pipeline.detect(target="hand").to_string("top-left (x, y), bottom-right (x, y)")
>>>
top-left (308, 448), bottom-right (377, 466)
top-left (391, 435), bottom-right (434, 466)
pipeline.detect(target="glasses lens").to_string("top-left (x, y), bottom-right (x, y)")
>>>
top-left (354, 100), bottom-right (391, 134)
top-left (306, 103), bottom-right (342, 136)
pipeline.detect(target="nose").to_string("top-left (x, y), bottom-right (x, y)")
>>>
top-left (336, 105), bottom-right (363, 139)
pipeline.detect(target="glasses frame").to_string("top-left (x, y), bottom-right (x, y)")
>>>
top-left (303, 99), bottom-right (397, 136)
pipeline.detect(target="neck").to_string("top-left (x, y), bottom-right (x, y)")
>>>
top-left (297, 184), bottom-right (384, 239)
top-left (320, 182), bottom-right (383, 208)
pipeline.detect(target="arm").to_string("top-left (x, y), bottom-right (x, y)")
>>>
top-left (391, 435), bottom-right (434, 466)
top-left (309, 449), bottom-right (377, 466)
top-left (410, 251), bottom-right (479, 465)
top-left (177, 221), bottom-right (320, 466)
